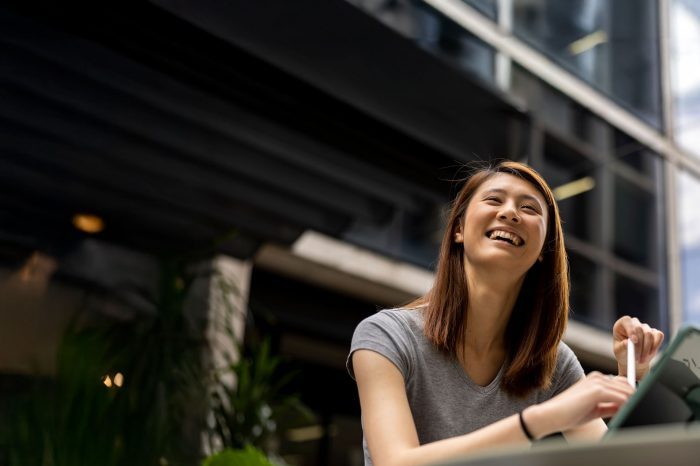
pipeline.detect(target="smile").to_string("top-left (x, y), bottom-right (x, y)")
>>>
top-left (485, 229), bottom-right (524, 246)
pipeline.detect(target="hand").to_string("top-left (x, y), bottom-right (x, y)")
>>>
top-left (524, 372), bottom-right (634, 439)
top-left (613, 316), bottom-right (664, 381)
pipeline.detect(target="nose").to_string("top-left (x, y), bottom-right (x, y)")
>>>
top-left (498, 203), bottom-right (520, 223)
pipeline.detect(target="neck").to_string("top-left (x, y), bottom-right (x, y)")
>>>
top-left (462, 264), bottom-right (525, 354)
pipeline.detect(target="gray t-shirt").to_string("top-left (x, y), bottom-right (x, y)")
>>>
top-left (347, 308), bottom-right (584, 466)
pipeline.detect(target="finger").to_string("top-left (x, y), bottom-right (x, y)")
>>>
top-left (631, 317), bottom-right (644, 345)
top-left (608, 376), bottom-right (636, 394)
top-left (653, 330), bottom-right (665, 352)
top-left (640, 323), bottom-right (654, 363)
top-left (596, 402), bottom-right (623, 419)
top-left (614, 316), bottom-right (643, 344)
top-left (613, 316), bottom-right (633, 340)
top-left (591, 386), bottom-right (632, 406)
top-left (589, 377), bottom-right (634, 401)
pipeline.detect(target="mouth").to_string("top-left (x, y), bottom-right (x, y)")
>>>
top-left (485, 229), bottom-right (524, 247)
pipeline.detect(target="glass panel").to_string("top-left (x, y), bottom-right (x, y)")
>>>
top-left (348, 0), bottom-right (496, 84)
top-left (615, 274), bottom-right (661, 330)
top-left (541, 135), bottom-right (597, 242)
top-left (679, 170), bottom-right (700, 325)
top-left (513, 0), bottom-right (662, 128)
top-left (568, 251), bottom-right (599, 326)
top-left (670, 0), bottom-right (700, 159)
top-left (343, 203), bottom-right (443, 270)
top-left (613, 175), bottom-right (657, 269)
top-left (511, 64), bottom-right (615, 152)
top-left (463, 0), bottom-right (498, 20)
top-left (614, 130), bottom-right (660, 179)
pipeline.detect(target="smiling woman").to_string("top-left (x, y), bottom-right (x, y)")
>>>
top-left (347, 161), bottom-right (665, 466)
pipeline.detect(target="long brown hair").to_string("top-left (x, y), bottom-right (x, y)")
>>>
top-left (417, 161), bottom-right (569, 398)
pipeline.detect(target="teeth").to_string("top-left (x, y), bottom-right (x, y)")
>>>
top-left (488, 230), bottom-right (522, 246)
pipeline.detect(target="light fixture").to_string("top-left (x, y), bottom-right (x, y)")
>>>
top-left (568, 30), bottom-right (608, 55)
top-left (102, 375), bottom-right (113, 388)
top-left (553, 176), bottom-right (596, 201)
top-left (72, 213), bottom-right (105, 234)
top-left (114, 372), bottom-right (124, 387)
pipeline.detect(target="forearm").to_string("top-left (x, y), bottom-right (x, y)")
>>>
top-left (373, 414), bottom-right (532, 466)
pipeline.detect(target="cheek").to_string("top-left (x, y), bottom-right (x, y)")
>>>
top-left (533, 221), bottom-right (548, 249)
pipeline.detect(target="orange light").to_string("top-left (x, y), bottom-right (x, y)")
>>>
top-left (114, 372), bottom-right (124, 387)
top-left (102, 375), bottom-right (113, 388)
top-left (72, 213), bottom-right (104, 234)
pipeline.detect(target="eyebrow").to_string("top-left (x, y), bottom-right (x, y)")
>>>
top-left (482, 188), bottom-right (544, 206)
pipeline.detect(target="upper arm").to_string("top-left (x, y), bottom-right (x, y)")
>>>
top-left (353, 349), bottom-right (420, 466)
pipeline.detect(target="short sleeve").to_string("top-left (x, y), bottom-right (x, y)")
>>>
top-left (346, 310), bottom-right (416, 382)
top-left (550, 342), bottom-right (586, 396)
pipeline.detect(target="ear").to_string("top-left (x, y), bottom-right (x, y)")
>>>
top-left (454, 225), bottom-right (464, 243)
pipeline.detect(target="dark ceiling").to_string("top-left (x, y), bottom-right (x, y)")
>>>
top-left (0, 0), bottom-right (527, 264)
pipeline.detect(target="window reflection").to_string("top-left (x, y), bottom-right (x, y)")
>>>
top-left (614, 130), bottom-right (659, 178)
top-left (542, 134), bottom-right (597, 242)
top-left (613, 175), bottom-right (656, 269)
top-left (569, 251), bottom-right (599, 326)
top-left (512, 0), bottom-right (662, 128)
top-left (349, 0), bottom-right (496, 84)
top-left (462, 0), bottom-right (498, 20)
top-left (671, 0), bottom-right (700, 158)
top-left (679, 171), bottom-right (700, 324)
top-left (615, 273), bottom-right (661, 330)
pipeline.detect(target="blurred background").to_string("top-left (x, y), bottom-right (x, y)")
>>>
top-left (0, 0), bottom-right (699, 465)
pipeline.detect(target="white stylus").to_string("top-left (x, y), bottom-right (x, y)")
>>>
top-left (627, 339), bottom-right (636, 388)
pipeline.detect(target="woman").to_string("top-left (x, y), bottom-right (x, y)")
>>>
top-left (347, 161), bottom-right (664, 466)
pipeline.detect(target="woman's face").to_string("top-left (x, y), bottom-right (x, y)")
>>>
top-left (455, 173), bottom-right (549, 275)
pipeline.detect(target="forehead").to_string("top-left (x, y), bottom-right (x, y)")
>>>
top-left (475, 173), bottom-right (547, 205)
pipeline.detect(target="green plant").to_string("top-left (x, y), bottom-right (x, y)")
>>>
top-left (1, 257), bottom-right (208, 466)
top-left (203, 273), bottom-right (314, 457)
top-left (209, 336), bottom-right (313, 452)
top-left (202, 446), bottom-right (274, 466)
top-left (1, 252), bottom-right (311, 466)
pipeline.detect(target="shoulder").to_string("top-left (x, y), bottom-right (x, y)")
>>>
top-left (556, 341), bottom-right (579, 364)
top-left (356, 307), bottom-right (424, 334)
top-left (350, 307), bottom-right (425, 349)
top-left (549, 341), bottom-right (585, 394)
top-left (348, 307), bottom-right (425, 380)
top-left (554, 341), bottom-right (583, 374)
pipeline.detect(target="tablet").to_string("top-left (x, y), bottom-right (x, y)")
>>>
top-left (605, 325), bottom-right (700, 437)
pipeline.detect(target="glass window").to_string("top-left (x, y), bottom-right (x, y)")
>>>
top-left (679, 170), bottom-right (700, 325)
top-left (541, 134), bottom-right (597, 243)
top-left (569, 251), bottom-right (599, 326)
top-left (512, 0), bottom-right (662, 128)
top-left (463, 0), bottom-right (498, 20)
top-left (670, 0), bottom-right (700, 159)
top-left (349, 0), bottom-right (496, 84)
top-left (613, 175), bottom-right (657, 269)
top-left (342, 203), bottom-right (443, 270)
top-left (614, 130), bottom-right (660, 178)
top-left (615, 274), bottom-right (661, 330)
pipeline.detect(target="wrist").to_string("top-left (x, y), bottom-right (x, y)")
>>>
top-left (618, 364), bottom-right (648, 381)
top-left (521, 404), bottom-right (555, 441)
top-left (617, 363), bottom-right (627, 378)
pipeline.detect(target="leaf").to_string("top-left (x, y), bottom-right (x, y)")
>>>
top-left (202, 446), bottom-right (275, 466)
